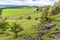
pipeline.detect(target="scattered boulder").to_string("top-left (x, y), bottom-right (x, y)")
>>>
top-left (28, 35), bottom-right (33, 40)
top-left (51, 32), bottom-right (60, 39)
top-left (41, 22), bottom-right (56, 31)
top-left (33, 35), bottom-right (40, 40)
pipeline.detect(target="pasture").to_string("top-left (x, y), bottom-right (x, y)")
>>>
top-left (0, 7), bottom-right (42, 40)
top-left (2, 7), bottom-right (36, 16)
top-left (0, 2), bottom-right (60, 40)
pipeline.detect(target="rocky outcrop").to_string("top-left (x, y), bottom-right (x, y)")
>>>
top-left (41, 22), bottom-right (56, 31)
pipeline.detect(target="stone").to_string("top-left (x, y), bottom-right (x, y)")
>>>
top-left (51, 32), bottom-right (60, 39)
top-left (41, 22), bottom-right (56, 31)
top-left (33, 35), bottom-right (39, 40)
top-left (28, 35), bottom-right (33, 40)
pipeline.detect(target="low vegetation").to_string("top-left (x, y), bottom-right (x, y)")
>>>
top-left (0, 1), bottom-right (60, 40)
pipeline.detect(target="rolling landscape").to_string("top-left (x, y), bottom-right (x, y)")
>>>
top-left (0, 0), bottom-right (60, 40)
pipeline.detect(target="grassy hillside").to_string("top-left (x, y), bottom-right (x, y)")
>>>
top-left (0, 1), bottom-right (60, 40)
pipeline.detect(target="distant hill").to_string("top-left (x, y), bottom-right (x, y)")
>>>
top-left (0, 5), bottom-right (40, 9)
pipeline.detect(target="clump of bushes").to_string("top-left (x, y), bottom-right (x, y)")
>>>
top-left (27, 16), bottom-right (31, 20)
top-left (19, 16), bottom-right (23, 20)
top-left (35, 17), bottom-right (39, 20)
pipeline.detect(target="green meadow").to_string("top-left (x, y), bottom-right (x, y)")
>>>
top-left (2, 7), bottom-right (36, 16)
top-left (0, 1), bottom-right (60, 40)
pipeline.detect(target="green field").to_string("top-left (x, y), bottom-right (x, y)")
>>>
top-left (0, 1), bottom-right (60, 40)
top-left (0, 7), bottom-right (41, 40)
top-left (2, 7), bottom-right (36, 16)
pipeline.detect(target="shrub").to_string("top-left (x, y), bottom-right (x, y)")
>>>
top-left (19, 16), bottom-right (23, 20)
top-left (27, 16), bottom-right (31, 20)
top-left (0, 17), bottom-right (9, 34)
top-left (35, 17), bottom-right (39, 20)
top-left (10, 22), bottom-right (24, 38)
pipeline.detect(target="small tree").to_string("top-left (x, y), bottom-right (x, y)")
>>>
top-left (10, 22), bottom-right (23, 38)
top-left (0, 17), bottom-right (9, 34)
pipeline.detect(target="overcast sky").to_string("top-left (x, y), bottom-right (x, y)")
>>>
top-left (0, 0), bottom-right (59, 6)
